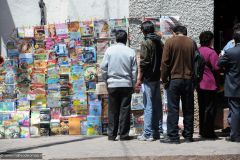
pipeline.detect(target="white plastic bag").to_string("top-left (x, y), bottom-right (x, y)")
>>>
top-left (131, 92), bottom-right (144, 110)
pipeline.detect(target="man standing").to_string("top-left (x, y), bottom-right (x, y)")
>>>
top-left (101, 30), bottom-right (137, 141)
top-left (161, 25), bottom-right (195, 144)
top-left (136, 21), bottom-right (164, 141)
top-left (218, 31), bottom-right (240, 142)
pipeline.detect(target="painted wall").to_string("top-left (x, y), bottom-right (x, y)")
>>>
top-left (129, 0), bottom-right (214, 48)
top-left (0, 0), bottom-right (129, 56)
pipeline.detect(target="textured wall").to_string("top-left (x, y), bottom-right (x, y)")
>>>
top-left (129, 0), bottom-right (214, 49)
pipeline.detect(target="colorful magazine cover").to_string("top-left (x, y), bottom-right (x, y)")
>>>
top-left (83, 65), bottom-right (97, 81)
top-left (20, 127), bottom-right (30, 138)
top-left (55, 23), bottom-right (68, 36)
top-left (71, 65), bottom-right (84, 74)
top-left (68, 21), bottom-right (80, 32)
top-left (6, 41), bottom-right (19, 57)
top-left (24, 27), bottom-right (34, 38)
top-left (0, 113), bottom-right (11, 125)
top-left (86, 81), bottom-right (96, 91)
top-left (80, 120), bottom-right (87, 135)
top-left (17, 99), bottom-right (30, 111)
top-left (54, 43), bottom-right (68, 56)
top-left (87, 116), bottom-right (102, 135)
top-left (58, 56), bottom-right (70, 66)
top-left (80, 21), bottom-right (94, 37)
top-left (31, 73), bottom-right (45, 84)
top-left (88, 101), bottom-right (102, 116)
top-left (4, 126), bottom-right (20, 139)
top-left (31, 111), bottom-right (40, 125)
top-left (4, 70), bottom-right (16, 84)
top-left (94, 20), bottom-right (110, 38)
top-left (69, 116), bottom-right (86, 135)
top-left (40, 109), bottom-right (51, 122)
top-left (72, 79), bottom-right (86, 92)
top-left (17, 27), bottom-right (25, 38)
top-left (50, 107), bottom-right (61, 119)
top-left (72, 92), bottom-right (87, 106)
top-left (0, 102), bottom-right (16, 112)
top-left (19, 53), bottom-right (34, 65)
top-left (30, 125), bottom-right (40, 137)
top-left (34, 26), bottom-right (45, 41)
top-left (11, 111), bottom-right (30, 127)
top-left (82, 47), bottom-right (97, 63)
top-left (46, 24), bottom-right (56, 38)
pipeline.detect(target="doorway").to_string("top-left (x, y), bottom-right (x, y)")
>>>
top-left (214, 0), bottom-right (240, 53)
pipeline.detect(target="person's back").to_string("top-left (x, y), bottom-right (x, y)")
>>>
top-left (218, 31), bottom-right (240, 142)
top-left (100, 30), bottom-right (137, 141)
top-left (105, 43), bottom-right (136, 88)
top-left (162, 36), bottom-right (194, 80)
top-left (160, 25), bottom-right (195, 144)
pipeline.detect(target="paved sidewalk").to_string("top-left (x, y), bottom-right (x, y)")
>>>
top-left (0, 134), bottom-right (240, 160)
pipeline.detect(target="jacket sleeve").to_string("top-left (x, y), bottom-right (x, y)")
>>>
top-left (140, 41), bottom-right (151, 76)
top-left (209, 50), bottom-right (220, 71)
top-left (100, 50), bottom-right (109, 82)
top-left (161, 40), bottom-right (171, 84)
top-left (217, 53), bottom-right (229, 69)
top-left (131, 51), bottom-right (138, 85)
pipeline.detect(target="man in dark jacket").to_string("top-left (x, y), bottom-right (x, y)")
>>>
top-left (135, 21), bottom-right (164, 141)
top-left (160, 25), bottom-right (195, 144)
top-left (218, 31), bottom-right (240, 142)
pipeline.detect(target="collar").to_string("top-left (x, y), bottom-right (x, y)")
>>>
top-left (117, 43), bottom-right (125, 46)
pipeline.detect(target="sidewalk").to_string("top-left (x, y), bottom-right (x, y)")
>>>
top-left (0, 134), bottom-right (240, 160)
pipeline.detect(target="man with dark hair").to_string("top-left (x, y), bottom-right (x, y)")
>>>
top-left (161, 25), bottom-right (195, 144)
top-left (218, 31), bottom-right (240, 142)
top-left (101, 30), bottom-right (137, 141)
top-left (136, 21), bottom-right (164, 141)
top-left (223, 23), bottom-right (240, 51)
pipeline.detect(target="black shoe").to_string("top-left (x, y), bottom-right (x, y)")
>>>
top-left (184, 138), bottom-right (194, 143)
top-left (225, 136), bottom-right (240, 142)
top-left (201, 134), bottom-right (219, 140)
top-left (108, 136), bottom-right (117, 141)
top-left (120, 136), bottom-right (134, 141)
top-left (160, 137), bottom-right (180, 144)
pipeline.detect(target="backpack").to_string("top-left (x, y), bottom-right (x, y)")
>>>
top-left (193, 42), bottom-right (205, 87)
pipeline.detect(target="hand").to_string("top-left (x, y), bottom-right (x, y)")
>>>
top-left (134, 79), bottom-right (142, 92)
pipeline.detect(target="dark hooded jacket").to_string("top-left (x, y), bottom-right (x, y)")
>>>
top-left (140, 33), bottom-right (163, 82)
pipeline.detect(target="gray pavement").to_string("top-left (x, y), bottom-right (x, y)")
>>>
top-left (0, 134), bottom-right (240, 160)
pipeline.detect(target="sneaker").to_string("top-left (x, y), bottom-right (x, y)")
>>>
top-left (137, 134), bottom-right (154, 141)
top-left (160, 133), bottom-right (165, 139)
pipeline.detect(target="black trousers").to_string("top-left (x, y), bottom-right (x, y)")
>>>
top-left (197, 89), bottom-right (217, 137)
top-left (107, 87), bottom-right (133, 138)
top-left (228, 97), bottom-right (240, 141)
top-left (167, 79), bottom-right (194, 140)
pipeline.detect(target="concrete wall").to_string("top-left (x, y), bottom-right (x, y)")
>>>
top-left (0, 0), bottom-right (129, 56)
top-left (129, 0), bottom-right (214, 48)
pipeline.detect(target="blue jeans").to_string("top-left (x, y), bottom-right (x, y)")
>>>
top-left (142, 81), bottom-right (163, 138)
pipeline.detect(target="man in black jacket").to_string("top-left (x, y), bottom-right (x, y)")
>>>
top-left (218, 31), bottom-right (240, 142)
top-left (135, 21), bottom-right (164, 141)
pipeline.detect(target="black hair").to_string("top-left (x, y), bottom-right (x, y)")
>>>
top-left (141, 21), bottom-right (155, 35)
top-left (199, 31), bottom-right (214, 47)
top-left (116, 30), bottom-right (127, 44)
top-left (233, 23), bottom-right (240, 32)
top-left (171, 25), bottom-right (187, 36)
top-left (233, 31), bottom-right (240, 43)
top-left (0, 56), bottom-right (4, 64)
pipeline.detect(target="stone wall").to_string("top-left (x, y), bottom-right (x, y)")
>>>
top-left (129, 0), bottom-right (214, 48)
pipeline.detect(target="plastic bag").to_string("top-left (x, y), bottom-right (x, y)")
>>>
top-left (131, 93), bottom-right (144, 110)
